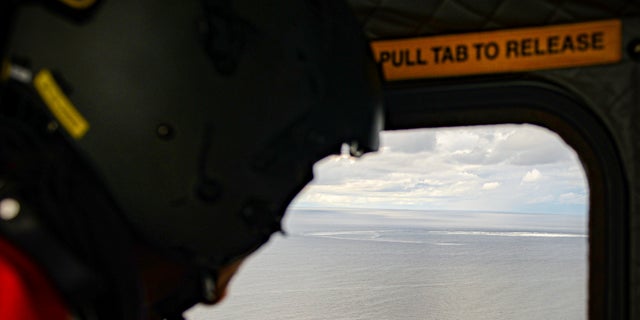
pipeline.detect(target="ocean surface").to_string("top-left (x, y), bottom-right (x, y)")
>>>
top-left (187, 208), bottom-right (587, 320)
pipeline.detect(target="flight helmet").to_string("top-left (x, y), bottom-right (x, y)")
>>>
top-left (2, 0), bottom-right (381, 313)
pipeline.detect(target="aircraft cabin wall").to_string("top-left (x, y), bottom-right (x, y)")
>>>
top-left (346, 0), bottom-right (640, 319)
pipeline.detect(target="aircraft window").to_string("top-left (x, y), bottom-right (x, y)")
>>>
top-left (187, 124), bottom-right (588, 320)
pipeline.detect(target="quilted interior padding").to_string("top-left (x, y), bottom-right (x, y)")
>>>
top-left (349, 0), bottom-right (640, 39)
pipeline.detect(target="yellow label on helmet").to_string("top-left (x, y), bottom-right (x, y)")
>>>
top-left (58, 0), bottom-right (97, 10)
top-left (33, 69), bottom-right (90, 139)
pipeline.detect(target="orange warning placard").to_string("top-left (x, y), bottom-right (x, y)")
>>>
top-left (371, 20), bottom-right (622, 81)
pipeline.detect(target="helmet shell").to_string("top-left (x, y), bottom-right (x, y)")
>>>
top-left (8, 0), bottom-right (381, 266)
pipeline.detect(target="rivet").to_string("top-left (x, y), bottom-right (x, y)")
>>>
top-left (627, 39), bottom-right (640, 61)
top-left (0, 198), bottom-right (21, 221)
top-left (156, 123), bottom-right (175, 140)
top-left (47, 121), bottom-right (59, 133)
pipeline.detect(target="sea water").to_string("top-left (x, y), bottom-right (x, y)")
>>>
top-left (187, 208), bottom-right (587, 320)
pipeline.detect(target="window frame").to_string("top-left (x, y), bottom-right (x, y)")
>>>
top-left (382, 79), bottom-right (629, 319)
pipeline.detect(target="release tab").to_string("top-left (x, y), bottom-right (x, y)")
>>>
top-left (371, 20), bottom-right (622, 81)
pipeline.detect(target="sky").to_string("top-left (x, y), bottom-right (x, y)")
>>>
top-left (290, 124), bottom-right (588, 215)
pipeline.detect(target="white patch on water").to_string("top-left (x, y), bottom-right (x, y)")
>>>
top-left (302, 229), bottom-right (586, 245)
top-left (307, 230), bottom-right (382, 237)
top-left (305, 230), bottom-right (423, 244)
top-left (429, 231), bottom-right (586, 238)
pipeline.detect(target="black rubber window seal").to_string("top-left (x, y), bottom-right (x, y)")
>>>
top-left (383, 79), bottom-right (629, 320)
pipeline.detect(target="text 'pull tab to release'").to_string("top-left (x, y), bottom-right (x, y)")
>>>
top-left (370, 20), bottom-right (622, 81)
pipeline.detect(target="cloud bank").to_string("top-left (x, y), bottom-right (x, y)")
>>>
top-left (291, 124), bottom-right (588, 215)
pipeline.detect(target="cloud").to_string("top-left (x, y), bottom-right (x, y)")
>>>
top-left (482, 182), bottom-right (501, 190)
top-left (381, 129), bottom-right (436, 153)
top-left (436, 130), bottom-right (485, 153)
top-left (526, 194), bottom-right (555, 204)
top-left (294, 124), bottom-right (588, 215)
top-left (431, 125), bottom-right (576, 166)
top-left (558, 192), bottom-right (587, 204)
top-left (522, 169), bottom-right (542, 183)
top-left (492, 127), bottom-right (573, 165)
